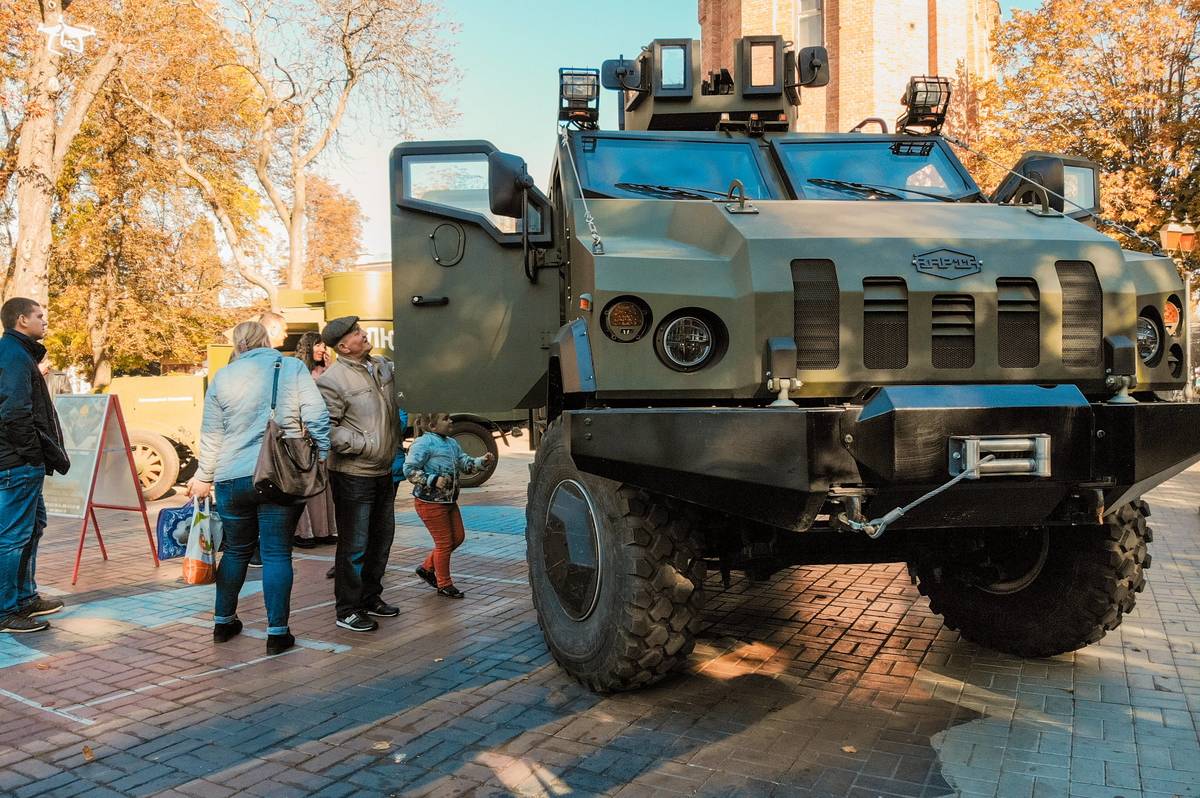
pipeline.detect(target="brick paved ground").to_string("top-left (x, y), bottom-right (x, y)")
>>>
top-left (1, 439), bottom-right (1198, 797)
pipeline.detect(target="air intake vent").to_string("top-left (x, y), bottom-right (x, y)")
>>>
top-left (863, 277), bottom-right (908, 369)
top-left (997, 278), bottom-right (1040, 368)
top-left (1055, 261), bottom-right (1102, 368)
top-left (932, 294), bottom-right (975, 368)
top-left (791, 259), bottom-right (839, 369)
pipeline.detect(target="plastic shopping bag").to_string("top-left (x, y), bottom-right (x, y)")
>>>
top-left (182, 497), bottom-right (223, 585)
top-left (155, 501), bottom-right (193, 560)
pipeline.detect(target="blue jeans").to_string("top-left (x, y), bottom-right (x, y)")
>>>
top-left (0, 463), bottom-right (46, 617)
top-left (330, 472), bottom-right (396, 618)
top-left (214, 476), bottom-right (302, 635)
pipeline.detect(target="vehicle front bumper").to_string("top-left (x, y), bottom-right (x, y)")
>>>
top-left (564, 385), bottom-right (1200, 531)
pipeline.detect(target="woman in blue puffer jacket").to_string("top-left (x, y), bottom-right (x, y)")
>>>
top-left (403, 412), bottom-right (493, 598)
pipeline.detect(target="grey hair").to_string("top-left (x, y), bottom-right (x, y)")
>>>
top-left (231, 320), bottom-right (271, 354)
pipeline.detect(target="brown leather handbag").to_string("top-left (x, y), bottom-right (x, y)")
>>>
top-left (253, 359), bottom-right (326, 505)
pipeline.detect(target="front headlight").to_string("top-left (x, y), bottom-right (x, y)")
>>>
top-left (1136, 315), bottom-right (1161, 363)
top-left (658, 315), bottom-right (714, 371)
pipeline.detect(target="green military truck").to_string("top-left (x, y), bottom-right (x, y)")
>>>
top-left (109, 268), bottom-right (522, 499)
top-left (389, 35), bottom-right (1200, 692)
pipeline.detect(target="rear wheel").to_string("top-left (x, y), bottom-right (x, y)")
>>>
top-left (914, 500), bottom-right (1152, 657)
top-left (526, 419), bottom-right (706, 692)
top-left (450, 420), bottom-right (499, 488)
top-left (129, 431), bottom-right (180, 501)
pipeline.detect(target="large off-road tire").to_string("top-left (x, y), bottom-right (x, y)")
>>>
top-left (915, 500), bottom-right (1152, 657)
top-left (129, 431), bottom-right (181, 501)
top-left (449, 420), bottom-right (499, 488)
top-left (526, 419), bottom-right (706, 692)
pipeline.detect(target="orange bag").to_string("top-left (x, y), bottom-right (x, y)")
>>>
top-left (182, 497), bottom-right (220, 585)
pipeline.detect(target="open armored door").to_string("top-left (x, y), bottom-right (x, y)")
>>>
top-left (389, 140), bottom-right (559, 415)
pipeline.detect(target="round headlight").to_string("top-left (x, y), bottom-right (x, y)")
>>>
top-left (659, 316), bottom-right (714, 370)
top-left (602, 299), bottom-right (648, 343)
top-left (1136, 316), bottom-right (1161, 363)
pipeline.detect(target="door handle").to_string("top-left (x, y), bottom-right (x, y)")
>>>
top-left (411, 295), bottom-right (449, 307)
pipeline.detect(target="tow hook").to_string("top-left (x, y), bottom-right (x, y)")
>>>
top-left (837, 455), bottom-right (996, 539)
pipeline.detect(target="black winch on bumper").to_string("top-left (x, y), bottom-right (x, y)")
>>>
top-left (565, 385), bottom-right (1200, 532)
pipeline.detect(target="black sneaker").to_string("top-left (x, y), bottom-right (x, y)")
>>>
top-left (248, 551), bottom-right (262, 568)
top-left (293, 536), bottom-right (318, 549)
top-left (437, 585), bottom-right (465, 599)
top-left (414, 566), bottom-right (438, 589)
top-left (0, 614), bottom-right (50, 633)
top-left (336, 612), bottom-right (378, 632)
top-left (19, 597), bottom-right (64, 617)
top-left (325, 566), bottom-right (335, 579)
top-left (266, 633), bottom-right (295, 655)
top-left (365, 601), bottom-right (399, 617)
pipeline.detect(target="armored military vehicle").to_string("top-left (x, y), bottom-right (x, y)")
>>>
top-left (389, 36), bottom-right (1200, 691)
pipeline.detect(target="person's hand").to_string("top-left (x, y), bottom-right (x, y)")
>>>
top-left (481, 453), bottom-right (495, 466)
top-left (434, 475), bottom-right (448, 490)
top-left (187, 478), bottom-right (212, 499)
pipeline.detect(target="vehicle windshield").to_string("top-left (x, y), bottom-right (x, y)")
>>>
top-left (577, 136), bottom-right (771, 200)
top-left (776, 140), bottom-right (975, 200)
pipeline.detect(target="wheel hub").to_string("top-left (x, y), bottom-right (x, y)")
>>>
top-left (542, 479), bottom-right (602, 621)
top-left (132, 444), bottom-right (163, 488)
top-left (978, 527), bottom-right (1051, 595)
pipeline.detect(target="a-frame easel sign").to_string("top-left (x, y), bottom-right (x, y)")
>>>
top-left (43, 394), bottom-right (159, 584)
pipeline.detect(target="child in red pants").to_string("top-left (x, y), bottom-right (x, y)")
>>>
top-left (402, 413), bottom-right (494, 598)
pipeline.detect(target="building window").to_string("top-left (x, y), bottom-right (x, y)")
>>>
top-left (796, 0), bottom-right (824, 49)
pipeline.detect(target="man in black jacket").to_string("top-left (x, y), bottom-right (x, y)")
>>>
top-left (0, 297), bottom-right (69, 633)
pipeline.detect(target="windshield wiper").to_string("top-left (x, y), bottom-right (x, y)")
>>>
top-left (613, 182), bottom-right (736, 201)
top-left (806, 177), bottom-right (958, 202)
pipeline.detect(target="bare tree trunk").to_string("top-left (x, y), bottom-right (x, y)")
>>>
top-left (85, 259), bottom-right (114, 389)
top-left (287, 166), bottom-right (306, 288)
top-left (7, 3), bottom-right (126, 304)
top-left (7, 4), bottom-right (61, 304)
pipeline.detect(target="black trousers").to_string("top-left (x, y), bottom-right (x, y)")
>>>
top-left (330, 471), bottom-right (396, 619)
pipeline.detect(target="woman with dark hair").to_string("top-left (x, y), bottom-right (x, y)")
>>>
top-left (294, 331), bottom-right (331, 378)
top-left (188, 320), bottom-right (330, 655)
top-left (293, 331), bottom-right (337, 549)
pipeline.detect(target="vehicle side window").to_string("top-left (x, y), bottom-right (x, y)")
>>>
top-left (402, 153), bottom-right (542, 235)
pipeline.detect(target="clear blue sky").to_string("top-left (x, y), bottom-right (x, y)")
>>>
top-left (335, 0), bottom-right (1043, 257)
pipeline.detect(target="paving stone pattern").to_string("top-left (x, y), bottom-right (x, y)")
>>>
top-left (1, 443), bottom-right (1198, 797)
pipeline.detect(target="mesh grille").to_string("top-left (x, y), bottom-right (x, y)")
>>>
top-left (1056, 261), bottom-right (1102, 368)
top-left (863, 277), bottom-right (908, 369)
top-left (932, 294), bottom-right (975, 368)
top-left (791, 260), bottom-right (839, 369)
top-left (997, 278), bottom-right (1040, 368)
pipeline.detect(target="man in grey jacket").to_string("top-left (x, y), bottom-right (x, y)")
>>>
top-left (317, 316), bottom-right (401, 632)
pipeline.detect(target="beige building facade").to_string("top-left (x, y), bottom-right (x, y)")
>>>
top-left (698, 0), bottom-right (999, 133)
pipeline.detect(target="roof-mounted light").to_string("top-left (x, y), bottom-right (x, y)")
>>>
top-left (896, 75), bottom-right (951, 135)
top-left (558, 68), bottom-right (600, 128)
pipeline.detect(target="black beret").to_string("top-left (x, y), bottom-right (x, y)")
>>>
top-left (321, 315), bottom-right (360, 347)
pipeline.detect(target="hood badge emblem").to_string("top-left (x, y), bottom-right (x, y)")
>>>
top-left (913, 249), bottom-right (982, 279)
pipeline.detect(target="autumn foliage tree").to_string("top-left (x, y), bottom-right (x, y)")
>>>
top-left (304, 175), bottom-right (363, 288)
top-left (47, 91), bottom-right (235, 386)
top-left (962, 0), bottom-right (1200, 250)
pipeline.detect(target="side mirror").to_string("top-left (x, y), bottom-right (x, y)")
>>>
top-left (488, 151), bottom-right (534, 219)
top-left (796, 46), bottom-right (829, 88)
top-left (993, 152), bottom-right (1103, 218)
top-left (601, 57), bottom-right (641, 91)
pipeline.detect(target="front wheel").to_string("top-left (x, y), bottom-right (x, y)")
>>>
top-left (914, 500), bottom-right (1152, 657)
top-left (526, 419), bottom-right (706, 692)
